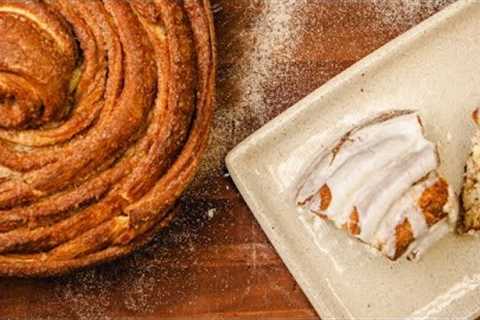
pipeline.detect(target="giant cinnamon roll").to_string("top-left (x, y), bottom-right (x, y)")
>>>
top-left (0, 0), bottom-right (215, 276)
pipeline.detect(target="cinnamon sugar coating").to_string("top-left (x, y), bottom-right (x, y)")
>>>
top-left (0, 0), bottom-right (216, 276)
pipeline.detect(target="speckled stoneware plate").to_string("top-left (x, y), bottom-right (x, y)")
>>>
top-left (226, 1), bottom-right (480, 319)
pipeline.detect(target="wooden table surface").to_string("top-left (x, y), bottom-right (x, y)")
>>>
top-left (0, 1), bottom-right (457, 319)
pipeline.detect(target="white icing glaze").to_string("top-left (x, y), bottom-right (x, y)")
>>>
top-left (374, 173), bottom-right (437, 258)
top-left (406, 219), bottom-right (450, 261)
top-left (355, 144), bottom-right (437, 242)
top-left (297, 112), bottom-right (420, 205)
top-left (296, 111), bottom-right (458, 260)
top-left (315, 137), bottom-right (417, 226)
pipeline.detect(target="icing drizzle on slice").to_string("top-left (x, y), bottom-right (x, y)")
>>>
top-left (296, 110), bottom-right (458, 260)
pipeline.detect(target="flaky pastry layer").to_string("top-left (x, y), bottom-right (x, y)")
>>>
top-left (0, 0), bottom-right (216, 276)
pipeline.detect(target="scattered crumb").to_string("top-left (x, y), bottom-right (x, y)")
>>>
top-left (207, 208), bottom-right (216, 220)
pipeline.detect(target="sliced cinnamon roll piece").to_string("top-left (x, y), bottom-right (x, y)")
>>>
top-left (297, 111), bottom-right (458, 260)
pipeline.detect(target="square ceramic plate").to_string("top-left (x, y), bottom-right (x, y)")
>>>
top-left (226, 1), bottom-right (480, 319)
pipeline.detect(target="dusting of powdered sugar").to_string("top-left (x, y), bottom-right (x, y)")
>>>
top-left (373, 0), bottom-right (452, 28)
top-left (236, 0), bottom-right (306, 124)
top-left (195, 0), bottom-right (455, 184)
top-left (195, 0), bottom-right (307, 183)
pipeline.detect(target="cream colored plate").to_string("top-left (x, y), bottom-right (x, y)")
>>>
top-left (226, 1), bottom-right (480, 319)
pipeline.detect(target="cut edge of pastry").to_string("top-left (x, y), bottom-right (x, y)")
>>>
top-left (460, 108), bottom-right (480, 234)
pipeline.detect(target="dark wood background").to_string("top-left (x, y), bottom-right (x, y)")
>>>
top-left (0, 1), bottom-right (456, 319)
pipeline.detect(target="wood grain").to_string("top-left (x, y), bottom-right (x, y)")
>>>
top-left (0, 1), bottom-right (456, 319)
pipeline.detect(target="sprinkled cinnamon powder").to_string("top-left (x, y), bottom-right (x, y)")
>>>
top-left (194, 0), bottom-right (306, 185)
top-left (373, 0), bottom-right (451, 28)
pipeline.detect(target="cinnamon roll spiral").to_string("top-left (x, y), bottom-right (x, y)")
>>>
top-left (0, 0), bottom-right (216, 276)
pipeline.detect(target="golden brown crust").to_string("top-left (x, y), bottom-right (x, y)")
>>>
top-left (393, 219), bottom-right (414, 260)
top-left (318, 184), bottom-right (332, 211)
top-left (0, 0), bottom-right (78, 128)
top-left (0, 0), bottom-right (216, 277)
top-left (418, 178), bottom-right (449, 226)
top-left (345, 207), bottom-right (361, 236)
